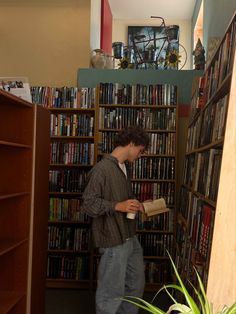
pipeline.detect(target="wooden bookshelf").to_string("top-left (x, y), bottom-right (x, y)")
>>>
top-left (31, 83), bottom-right (179, 291)
top-left (175, 12), bottom-right (236, 309)
top-left (0, 89), bottom-right (50, 314)
top-left (31, 86), bottom-right (96, 290)
top-left (95, 82), bottom-right (178, 290)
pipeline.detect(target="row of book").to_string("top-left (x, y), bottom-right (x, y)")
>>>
top-left (50, 142), bottom-right (94, 165)
top-left (187, 94), bottom-right (228, 152)
top-left (127, 157), bottom-right (175, 180)
top-left (194, 149), bottom-right (222, 201)
top-left (31, 86), bottom-right (96, 109)
top-left (190, 20), bottom-right (235, 113)
top-left (98, 131), bottom-right (176, 155)
top-left (189, 198), bottom-right (215, 260)
top-left (203, 20), bottom-right (235, 105)
top-left (137, 212), bottom-right (171, 231)
top-left (137, 233), bottom-right (173, 256)
top-left (131, 181), bottom-right (175, 205)
top-left (182, 155), bottom-right (195, 188)
top-left (175, 227), bottom-right (208, 290)
top-left (98, 82), bottom-right (178, 106)
top-left (48, 198), bottom-right (89, 222)
top-left (144, 260), bottom-right (171, 284)
top-left (178, 186), bottom-right (192, 220)
top-left (48, 226), bottom-right (90, 251)
top-left (47, 255), bottom-right (89, 279)
top-left (178, 188), bottom-right (215, 263)
top-left (49, 169), bottom-right (88, 193)
top-left (99, 107), bottom-right (176, 130)
top-left (50, 113), bottom-right (94, 137)
top-left (199, 94), bottom-right (228, 147)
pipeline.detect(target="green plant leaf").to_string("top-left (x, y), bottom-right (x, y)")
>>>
top-left (121, 296), bottom-right (165, 314)
top-left (221, 302), bottom-right (236, 314)
top-left (167, 303), bottom-right (193, 313)
top-left (122, 252), bottom-right (236, 314)
top-left (167, 252), bottom-right (200, 314)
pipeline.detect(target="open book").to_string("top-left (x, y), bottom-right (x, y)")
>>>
top-left (142, 198), bottom-right (169, 217)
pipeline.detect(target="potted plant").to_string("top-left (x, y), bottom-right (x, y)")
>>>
top-left (122, 252), bottom-right (236, 314)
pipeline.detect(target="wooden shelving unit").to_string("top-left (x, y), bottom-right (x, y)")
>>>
top-left (31, 86), bottom-right (97, 290)
top-left (95, 82), bottom-right (179, 290)
top-left (0, 89), bottom-right (50, 314)
top-left (175, 12), bottom-right (236, 309)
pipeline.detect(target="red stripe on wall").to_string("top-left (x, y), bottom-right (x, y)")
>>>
top-left (101, 0), bottom-right (112, 54)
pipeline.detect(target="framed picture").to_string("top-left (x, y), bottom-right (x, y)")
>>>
top-left (127, 25), bottom-right (180, 69)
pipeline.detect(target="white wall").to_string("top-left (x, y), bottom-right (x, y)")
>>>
top-left (90, 0), bottom-right (101, 51)
top-left (112, 18), bottom-right (192, 69)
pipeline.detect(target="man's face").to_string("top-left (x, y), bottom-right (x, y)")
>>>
top-left (127, 144), bottom-right (146, 162)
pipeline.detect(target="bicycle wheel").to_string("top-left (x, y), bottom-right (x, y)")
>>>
top-left (165, 43), bottom-right (187, 70)
top-left (177, 43), bottom-right (187, 69)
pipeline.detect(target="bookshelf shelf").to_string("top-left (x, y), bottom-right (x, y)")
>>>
top-left (49, 164), bottom-right (93, 167)
top-left (46, 279), bottom-right (90, 289)
top-left (49, 108), bottom-right (95, 112)
top-left (50, 136), bottom-right (95, 140)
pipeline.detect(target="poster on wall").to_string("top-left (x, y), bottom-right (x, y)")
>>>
top-left (127, 25), bottom-right (180, 69)
top-left (0, 77), bottom-right (32, 102)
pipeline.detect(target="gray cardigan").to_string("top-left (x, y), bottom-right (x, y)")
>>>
top-left (81, 154), bottom-right (136, 248)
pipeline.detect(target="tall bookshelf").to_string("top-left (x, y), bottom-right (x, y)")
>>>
top-left (31, 83), bottom-right (178, 291)
top-left (0, 89), bottom-right (50, 314)
top-left (175, 12), bottom-right (236, 308)
top-left (95, 82), bottom-right (178, 290)
top-left (31, 86), bottom-right (97, 289)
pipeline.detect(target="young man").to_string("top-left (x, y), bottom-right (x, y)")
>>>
top-left (81, 126), bottom-right (150, 314)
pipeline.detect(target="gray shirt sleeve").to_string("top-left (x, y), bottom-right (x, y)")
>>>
top-left (81, 165), bottom-right (117, 217)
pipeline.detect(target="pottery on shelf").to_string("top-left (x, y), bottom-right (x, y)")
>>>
top-left (91, 49), bottom-right (106, 69)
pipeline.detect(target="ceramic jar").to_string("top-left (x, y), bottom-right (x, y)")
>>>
top-left (104, 54), bottom-right (115, 69)
top-left (91, 49), bottom-right (106, 69)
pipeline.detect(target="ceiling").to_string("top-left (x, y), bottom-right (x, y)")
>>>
top-left (108, 0), bottom-right (197, 20)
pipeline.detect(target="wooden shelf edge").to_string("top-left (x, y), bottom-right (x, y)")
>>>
top-left (0, 140), bottom-right (32, 148)
top-left (0, 239), bottom-right (28, 256)
top-left (0, 89), bottom-right (33, 107)
top-left (99, 104), bottom-right (177, 109)
top-left (49, 108), bottom-right (95, 112)
top-left (0, 291), bottom-right (25, 314)
top-left (143, 256), bottom-right (170, 260)
top-left (0, 192), bottom-right (30, 200)
top-left (46, 279), bottom-right (90, 289)
top-left (50, 136), bottom-right (94, 140)
top-left (49, 163), bottom-right (93, 167)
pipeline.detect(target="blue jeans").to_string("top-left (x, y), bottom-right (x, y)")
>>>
top-left (96, 236), bottom-right (145, 314)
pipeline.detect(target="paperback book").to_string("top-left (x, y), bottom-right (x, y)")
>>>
top-left (143, 198), bottom-right (169, 217)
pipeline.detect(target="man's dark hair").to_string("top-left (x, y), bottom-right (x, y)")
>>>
top-left (114, 126), bottom-right (149, 149)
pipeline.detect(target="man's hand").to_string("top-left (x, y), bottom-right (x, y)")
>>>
top-left (115, 199), bottom-right (143, 213)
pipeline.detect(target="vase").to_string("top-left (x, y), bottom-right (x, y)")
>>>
top-left (104, 54), bottom-right (115, 69)
top-left (91, 49), bottom-right (106, 69)
top-left (112, 42), bottom-right (124, 59)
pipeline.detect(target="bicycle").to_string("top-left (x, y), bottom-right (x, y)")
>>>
top-left (112, 16), bottom-right (187, 70)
